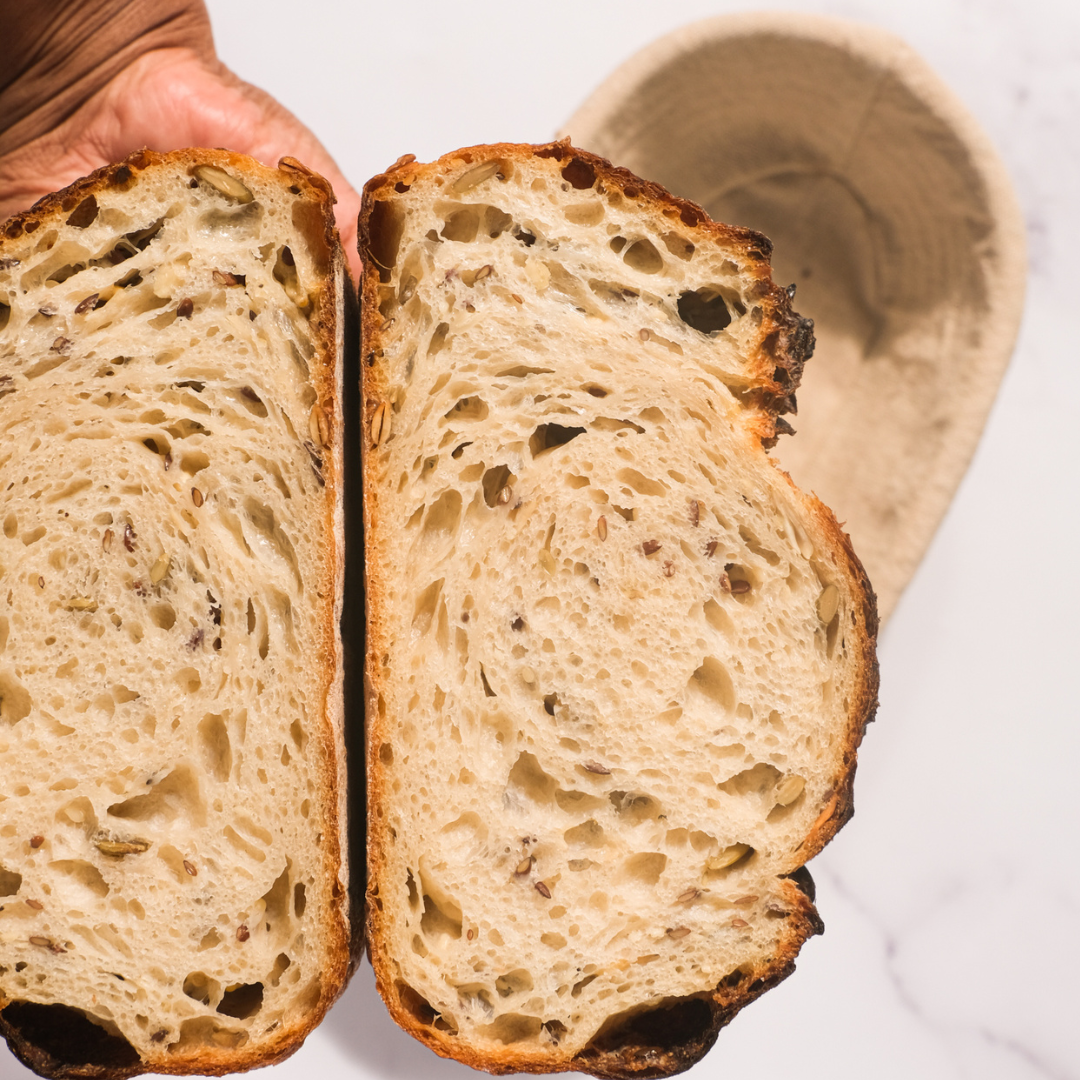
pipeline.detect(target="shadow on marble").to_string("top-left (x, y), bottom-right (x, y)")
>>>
top-left (324, 962), bottom-right (486, 1078)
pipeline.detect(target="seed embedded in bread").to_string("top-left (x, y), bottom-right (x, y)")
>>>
top-left (192, 164), bottom-right (253, 203)
top-left (360, 141), bottom-right (877, 1076)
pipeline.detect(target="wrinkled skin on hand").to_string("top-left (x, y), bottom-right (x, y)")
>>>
top-left (0, 47), bottom-right (362, 280)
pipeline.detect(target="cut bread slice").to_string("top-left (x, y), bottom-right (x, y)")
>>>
top-left (359, 141), bottom-right (878, 1077)
top-left (0, 149), bottom-right (354, 1078)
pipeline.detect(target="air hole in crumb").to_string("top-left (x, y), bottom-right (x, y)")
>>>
top-left (429, 322), bottom-right (450, 357)
top-left (719, 763), bottom-right (783, 799)
top-left (260, 863), bottom-right (291, 933)
top-left (561, 158), bottom-right (597, 190)
top-left (217, 983), bottom-right (263, 1020)
top-left (702, 599), bottom-right (734, 637)
top-left (444, 396), bottom-right (488, 422)
top-left (290, 720), bottom-right (307, 751)
top-left (182, 972), bottom-right (220, 1007)
top-left (622, 239), bottom-right (664, 275)
top-left (564, 819), bottom-right (605, 848)
top-left (180, 451), bottom-right (209, 475)
top-left (660, 231), bottom-right (695, 260)
top-left (367, 200), bottom-right (406, 282)
top-left (0, 866), bottom-right (23, 896)
top-left (688, 657), bottom-right (736, 714)
top-left (582, 997), bottom-right (714, 1056)
top-left (237, 387), bottom-right (268, 418)
top-left (107, 765), bottom-right (204, 825)
top-left (269, 952), bottom-right (291, 986)
top-left (420, 887), bottom-right (462, 941)
top-left (484, 1013), bottom-right (543, 1044)
top-left (564, 201), bottom-right (605, 226)
top-left (621, 852), bottom-right (667, 885)
top-left (67, 196), bottom-right (99, 229)
top-left (616, 467), bottom-right (667, 498)
top-left (412, 579), bottom-right (445, 635)
top-left (396, 982), bottom-right (436, 1026)
top-left (0, 670), bottom-right (32, 725)
top-left (609, 791), bottom-right (662, 825)
top-left (149, 603), bottom-right (175, 630)
top-left (677, 289), bottom-right (732, 334)
top-left (495, 969), bottom-right (534, 998)
top-left (441, 207), bottom-right (480, 243)
top-left (170, 1016), bottom-right (246, 1051)
top-left (174, 668), bottom-right (202, 695)
top-left (482, 465), bottom-right (512, 507)
top-left (197, 713), bottom-right (232, 783)
top-left (422, 490), bottom-right (462, 538)
top-left (508, 752), bottom-right (557, 804)
top-left (51, 860), bottom-right (108, 897)
top-left (530, 423), bottom-right (585, 457)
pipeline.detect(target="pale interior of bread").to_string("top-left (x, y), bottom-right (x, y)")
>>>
top-left (0, 160), bottom-right (338, 1061)
top-left (367, 153), bottom-right (863, 1058)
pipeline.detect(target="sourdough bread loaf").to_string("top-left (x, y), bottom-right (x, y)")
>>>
top-left (0, 149), bottom-right (353, 1078)
top-left (360, 141), bottom-right (878, 1077)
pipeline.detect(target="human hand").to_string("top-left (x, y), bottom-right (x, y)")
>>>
top-left (0, 41), bottom-right (362, 281)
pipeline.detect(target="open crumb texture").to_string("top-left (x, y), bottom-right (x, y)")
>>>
top-left (359, 142), bottom-right (878, 1077)
top-left (0, 148), bottom-right (351, 1078)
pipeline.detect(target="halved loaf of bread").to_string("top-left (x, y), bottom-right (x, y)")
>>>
top-left (0, 149), bottom-right (353, 1077)
top-left (359, 141), bottom-right (878, 1077)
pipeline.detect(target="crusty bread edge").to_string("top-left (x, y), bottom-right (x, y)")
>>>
top-left (358, 141), bottom-right (878, 1077)
top-left (0, 148), bottom-right (357, 1078)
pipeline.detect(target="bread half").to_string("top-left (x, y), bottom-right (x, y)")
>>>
top-left (0, 149), bottom-right (353, 1077)
top-left (359, 141), bottom-right (878, 1076)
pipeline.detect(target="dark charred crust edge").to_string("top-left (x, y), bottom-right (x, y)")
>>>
top-left (0, 1002), bottom-right (142, 1080)
top-left (569, 883), bottom-right (825, 1079)
top-left (358, 143), bottom-right (876, 1079)
top-left (0, 149), bottom-right (354, 1078)
top-left (366, 885), bottom-right (826, 1078)
top-left (0, 994), bottom-right (314, 1080)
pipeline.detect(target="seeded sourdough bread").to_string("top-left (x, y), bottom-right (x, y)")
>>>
top-left (0, 149), bottom-right (355, 1078)
top-left (360, 141), bottom-right (878, 1077)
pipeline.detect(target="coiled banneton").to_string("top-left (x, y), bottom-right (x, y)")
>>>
top-left (0, 149), bottom-right (353, 1078)
top-left (360, 141), bottom-right (878, 1077)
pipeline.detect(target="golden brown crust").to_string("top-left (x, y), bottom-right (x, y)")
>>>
top-left (0, 147), bottom-right (356, 1079)
top-left (358, 141), bottom-right (876, 1078)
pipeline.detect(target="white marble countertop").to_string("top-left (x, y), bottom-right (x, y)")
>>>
top-left (3, 1), bottom-right (1077, 1078)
